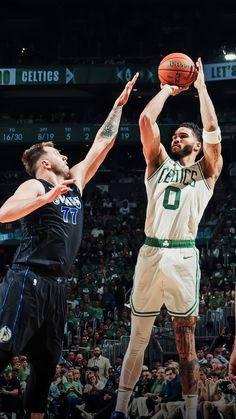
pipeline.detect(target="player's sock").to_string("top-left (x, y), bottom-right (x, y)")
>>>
top-left (183, 394), bottom-right (198, 419)
top-left (115, 387), bottom-right (133, 416)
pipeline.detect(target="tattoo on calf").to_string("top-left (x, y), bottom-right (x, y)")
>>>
top-left (179, 359), bottom-right (199, 393)
top-left (174, 324), bottom-right (196, 357)
top-left (173, 320), bottom-right (199, 393)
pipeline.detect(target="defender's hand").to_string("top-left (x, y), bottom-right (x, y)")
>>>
top-left (115, 72), bottom-right (139, 107)
top-left (44, 179), bottom-right (76, 203)
top-left (194, 57), bottom-right (206, 90)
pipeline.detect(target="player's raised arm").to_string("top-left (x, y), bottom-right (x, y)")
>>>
top-left (70, 73), bottom-right (139, 191)
top-left (194, 57), bottom-right (223, 181)
top-left (139, 84), bottom-right (186, 177)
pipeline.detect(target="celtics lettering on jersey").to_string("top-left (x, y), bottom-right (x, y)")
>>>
top-left (159, 166), bottom-right (198, 188)
top-left (53, 194), bottom-right (82, 225)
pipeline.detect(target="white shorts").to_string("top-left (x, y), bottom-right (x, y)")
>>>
top-left (130, 244), bottom-right (200, 318)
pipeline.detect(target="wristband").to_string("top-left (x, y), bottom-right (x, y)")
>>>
top-left (203, 127), bottom-right (221, 144)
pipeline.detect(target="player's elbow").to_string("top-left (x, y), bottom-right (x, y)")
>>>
top-left (139, 112), bottom-right (153, 129)
top-left (0, 208), bottom-right (9, 223)
top-left (204, 120), bottom-right (218, 132)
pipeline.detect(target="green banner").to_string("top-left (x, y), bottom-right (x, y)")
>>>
top-left (0, 65), bottom-right (158, 86)
top-left (0, 62), bottom-right (235, 86)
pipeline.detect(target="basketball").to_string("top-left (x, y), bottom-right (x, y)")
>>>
top-left (158, 52), bottom-right (197, 87)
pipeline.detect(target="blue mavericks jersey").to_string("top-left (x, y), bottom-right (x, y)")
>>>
top-left (13, 179), bottom-right (83, 276)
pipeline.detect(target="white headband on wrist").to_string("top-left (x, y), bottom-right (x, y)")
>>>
top-left (202, 127), bottom-right (221, 144)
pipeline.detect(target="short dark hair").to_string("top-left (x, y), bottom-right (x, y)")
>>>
top-left (90, 366), bottom-right (99, 372)
top-left (21, 141), bottom-right (55, 177)
top-left (179, 122), bottom-right (202, 142)
top-left (165, 366), bottom-right (176, 374)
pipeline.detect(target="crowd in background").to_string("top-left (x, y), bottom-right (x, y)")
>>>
top-left (2, 340), bottom-right (236, 418)
top-left (0, 106), bottom-right (235, 127)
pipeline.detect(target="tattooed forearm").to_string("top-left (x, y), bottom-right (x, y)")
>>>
top-left (99, 106), bottom-right (123, 140)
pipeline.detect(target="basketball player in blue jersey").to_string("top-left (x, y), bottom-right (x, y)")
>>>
top-left (0, 72), bottom-right (138, 419)
top-left (111, 58), bottom-right (222, 419)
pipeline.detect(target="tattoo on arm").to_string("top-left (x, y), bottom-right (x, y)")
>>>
top-left (99, 106), bottom-right (122, 140)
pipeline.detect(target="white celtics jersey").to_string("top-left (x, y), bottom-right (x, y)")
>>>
top-left (144, 157), bottom-right (213, 240)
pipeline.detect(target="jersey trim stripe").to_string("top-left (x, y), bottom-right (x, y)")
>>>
top-left (197, 162), bottom-right (211, 191)
top-left (12, 267), bottom-right (29, 334)
top-left (130, 293), bottom-right (161, 317)
top-left (146, 157), bottom-right (170, 181)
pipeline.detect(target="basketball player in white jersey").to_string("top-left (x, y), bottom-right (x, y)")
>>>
top-left (111, 57), bottom-right (223, 419)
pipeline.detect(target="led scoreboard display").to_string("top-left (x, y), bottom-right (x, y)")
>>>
top-left (0, 124), bottom-right (138, 143)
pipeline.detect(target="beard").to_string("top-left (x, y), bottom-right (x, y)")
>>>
top-left (52, 163), bottom-right (70, 179)
top-left (169, 144), bottom-right (194, 160)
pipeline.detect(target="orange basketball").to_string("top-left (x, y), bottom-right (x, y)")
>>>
top-left (158, 52), bottom-right (197, 87)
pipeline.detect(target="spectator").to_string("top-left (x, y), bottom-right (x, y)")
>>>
top-left (114, 355), bottom-right (124, 377)
top-left (102, 286), bottom-right (116, 319)
top-left (77, 371), bottom-right (116, 419)
top-left (197, 349), bottom-right (208, 367)
top-left (0, 365), bottom-right (21, 416)
top-left (150, 367), bottom-right (183, 419)
top-left (48, 372), bottom-right (63, 419)
top-left (84, 369), bottom-right (104, 392)
top-left (74, 354), bottom-right (87, 385)
top-left (119, 200), bottom-right (130, 215)
top-left (212, 347), bottom-right (229, 367)
top-left (217, 376), bottom-right (236, 418)
top-left (105, 367), bottom-right (119, 392)
top-left (87, 347), bottom-right (111, 384)
top-left (129, 367), bottom-right (165, 418)
top-left (62, 370), bottom-right (83, 419)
